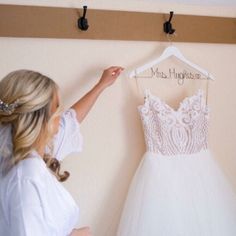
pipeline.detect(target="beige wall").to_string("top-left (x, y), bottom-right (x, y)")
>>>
top-left (0, 1), bottom-right (236, 235)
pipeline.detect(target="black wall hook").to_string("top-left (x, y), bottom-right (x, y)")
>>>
top-left (163, 11), bottom-right (175, 34)
top-left (78, 6), bottom-right (89, 31)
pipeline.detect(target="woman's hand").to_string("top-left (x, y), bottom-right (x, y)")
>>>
top-left (69, 227), bottom-right (92, 236)
top-left (97, 66), bottom-right (124, 90)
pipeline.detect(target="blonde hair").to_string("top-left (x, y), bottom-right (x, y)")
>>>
top-left (0, 69), bottom-right (70, 182)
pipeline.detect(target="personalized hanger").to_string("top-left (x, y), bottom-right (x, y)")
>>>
top-left (128, 45), bottom-right (215, 81)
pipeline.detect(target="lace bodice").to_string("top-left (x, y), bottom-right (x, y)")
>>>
top-left (138, 89), bottom-right (209, 155)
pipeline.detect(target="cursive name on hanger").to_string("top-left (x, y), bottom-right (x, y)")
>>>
top-left (135, 67), bottom-right (208, 85)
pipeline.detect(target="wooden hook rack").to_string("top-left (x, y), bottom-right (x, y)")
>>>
top-left (0, 4), bottom-right (235, 44)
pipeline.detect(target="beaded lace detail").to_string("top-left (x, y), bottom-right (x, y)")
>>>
top-left (138, 89), bottom-right (210, 155)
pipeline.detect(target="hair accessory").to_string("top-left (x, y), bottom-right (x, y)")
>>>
top-left (0, 98), bottom-right (20, 115)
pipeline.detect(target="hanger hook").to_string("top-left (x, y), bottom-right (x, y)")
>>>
top-left (78, 6), bottom-right (89, 31)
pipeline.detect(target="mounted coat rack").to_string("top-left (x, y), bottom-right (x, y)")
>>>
top-left (0, 4), bottom-right (235, 44)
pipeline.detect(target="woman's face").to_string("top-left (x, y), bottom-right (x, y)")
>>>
top-left (51, 90), bottom-right (61, 136)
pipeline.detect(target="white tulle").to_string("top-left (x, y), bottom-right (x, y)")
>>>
top-left (117, 150), bottom-right (236, 236)
top-left (117, 89), bottom-right (236, 236)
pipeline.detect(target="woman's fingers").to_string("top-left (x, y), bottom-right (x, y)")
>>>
top-left (108, 66), bottom-right (125, 74)
top-left (111, 66), bottom-right (125, 74)
top-left (111, 68), bottom-right (124, 76)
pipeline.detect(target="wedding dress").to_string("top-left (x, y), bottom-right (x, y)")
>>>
top-left (117, 87), bottom-right (236, 236)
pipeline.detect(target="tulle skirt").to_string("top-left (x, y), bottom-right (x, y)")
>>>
top-left (117, 149), bottom-right (236, 236)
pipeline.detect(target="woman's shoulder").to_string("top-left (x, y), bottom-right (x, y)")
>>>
top-left (15, 150), bottom-right (48, 182)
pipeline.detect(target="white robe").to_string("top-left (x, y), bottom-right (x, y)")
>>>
top-left (0, 108), bottom-right (83, 236)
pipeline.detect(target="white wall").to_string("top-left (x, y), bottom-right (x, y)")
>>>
top-left (137, 0), bottom-right (236, 6)
top-left (0, 1), bottom-right (236, 235)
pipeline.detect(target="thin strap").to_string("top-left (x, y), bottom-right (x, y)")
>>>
top-left (134, 69), bottom-right (145, 99)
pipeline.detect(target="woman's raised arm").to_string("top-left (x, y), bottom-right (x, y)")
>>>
top-left (70, 66), bottom-right (124, 124)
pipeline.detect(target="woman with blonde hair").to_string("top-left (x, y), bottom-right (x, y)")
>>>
top-left (0, 66), bottom-right (124, 236)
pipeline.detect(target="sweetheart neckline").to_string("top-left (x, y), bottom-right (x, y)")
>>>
top-left (137, 88), bottom-right (208, 113)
